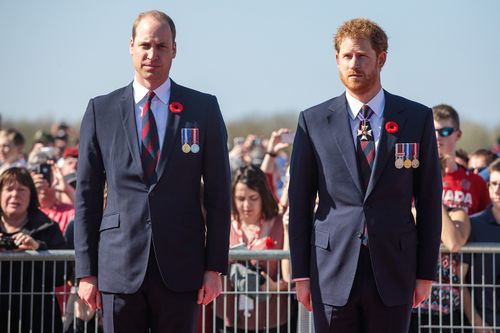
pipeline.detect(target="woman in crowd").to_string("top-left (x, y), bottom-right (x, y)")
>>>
top-left (0, 167), bottom-right (67, 333)
top-left (215, 164), bottom-right (288, 333)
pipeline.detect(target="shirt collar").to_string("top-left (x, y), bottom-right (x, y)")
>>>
top-left (346, 88), bottom-right (385, 120)
top-left (133, 78), bottom-right (171, 105)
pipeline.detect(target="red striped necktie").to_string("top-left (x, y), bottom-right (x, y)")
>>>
top-left (356, 104), bottom-right (376, 192)
top-left (356, 105), bottom-right (375, 246)
top-left (140, 91), bottom-right (160, 185)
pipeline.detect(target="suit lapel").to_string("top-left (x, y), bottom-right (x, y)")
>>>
top-left (151, 80), bottom-right (183, 191)
top-left (328, 94), bottom-right (364, 196)
top-left (365, 91), bottom-right (407, 198)
top-left (119, 83), bottom-right (145, 181)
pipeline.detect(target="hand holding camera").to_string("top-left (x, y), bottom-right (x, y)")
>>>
top-left (0, 234), bottom-right (18, 250)
top-left (0, 231), bottom-right (39, 251)
top-left (266, 128), bottom-right (293, 156)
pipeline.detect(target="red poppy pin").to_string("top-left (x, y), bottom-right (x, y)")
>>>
top-left (265, 237), bottom-right (275, 249)
top-left (385, 121), bottom-right (398, 134)
top-left (169, 101), bottom-right (183, 113)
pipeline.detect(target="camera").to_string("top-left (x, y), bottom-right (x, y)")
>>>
top-left (30, 163), bottom-right (52, 184)
top-left (0, 235), bottom-right (18, 251)
top-left (281, 132), bottom-right (295, 144)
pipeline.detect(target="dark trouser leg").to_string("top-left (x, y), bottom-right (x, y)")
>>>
top-left (359, 246), bottom-right (412, 333)
top-left (102, 249), bottom-right (199, 333)
top-left (314, 246), bottom-right (412, 333)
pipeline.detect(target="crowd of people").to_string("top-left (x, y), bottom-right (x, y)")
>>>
top-left (0, 102), bottom-right (498, 332)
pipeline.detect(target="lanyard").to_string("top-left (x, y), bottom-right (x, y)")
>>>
top-left (232, 219), bottom-right (264, 249)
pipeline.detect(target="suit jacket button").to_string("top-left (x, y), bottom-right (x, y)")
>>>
top-left (355, 232), bottom-right (363, 238)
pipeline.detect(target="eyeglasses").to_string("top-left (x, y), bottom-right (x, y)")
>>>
top-left (435, 127), bottom-right (457, 137)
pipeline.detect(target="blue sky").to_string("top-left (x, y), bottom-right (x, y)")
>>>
top-left (1, 0), bottom-right (499, 128)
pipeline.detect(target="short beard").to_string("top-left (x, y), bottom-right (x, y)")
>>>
top-left (339, 63), bottom-right (381, 98)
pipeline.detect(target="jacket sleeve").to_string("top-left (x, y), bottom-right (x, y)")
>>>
top-left (288, 111), bottom-right (318, 279)
top-left (201, 95), bottom-right (232, 275)
top-left (413, 107), bottom-right (442, 280)
top-left (74, 99), bottom-right (106, 279)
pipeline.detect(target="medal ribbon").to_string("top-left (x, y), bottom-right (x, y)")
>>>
top-left (187, 129), bottom-right (192, 146)
top-left (412, 143), bottom-right (419, 160)
top-left (181, 128), bottom-right (188, 145)
top-left (404, 143), bottom-right (410, 161)
top-left (356, 109), bottom-right (374, 124)
top-left (192, 128), bottom-right (199, 145)
top-left (396, 143), bottom-right (404, 158)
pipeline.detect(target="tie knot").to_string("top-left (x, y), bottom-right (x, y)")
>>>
top-left (147, 90), bottom-right (155, 101)
top-left (361, 105), bottom-right (371, 119)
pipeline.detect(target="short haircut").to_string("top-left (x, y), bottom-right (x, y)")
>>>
top-left (489, 158), bottom-right (500, 174)
top-left (0, 167), bottom-right (39, 216)
top-left (132, 10), bottom-right (176, 41)
top-left (232, 164), bottom-right (278, 221)
top-left (432, 104), bottom-right (460, 129)
top-left (455, 149), bottom-right (469, 164)
top-left (0, 129), bottom-right (21, 145)
top-left (469, 148), bottom-right (497, 164)
top-left (334, 18), bottom-right (388, 55)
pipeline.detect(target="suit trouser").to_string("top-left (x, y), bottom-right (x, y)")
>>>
top-left (101, 249), bottom-right (199, 333)
top-left (313, 245), bottom-right (412, 333)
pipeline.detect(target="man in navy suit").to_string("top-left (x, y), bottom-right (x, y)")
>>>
top-left (75, 10), bottom-right (231, 333)
top-left (288, 18), bottom-right (442, 332)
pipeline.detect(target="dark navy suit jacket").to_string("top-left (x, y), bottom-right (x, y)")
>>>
top-left (74, 80), bottom-right (231, 294)
top-left (288, 91), bottom-right (442, 307)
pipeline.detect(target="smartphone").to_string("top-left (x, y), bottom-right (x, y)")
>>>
top-left (33, 163), bottom-right (52, 185)
top-left (281, 132), bottom-right (295, 144)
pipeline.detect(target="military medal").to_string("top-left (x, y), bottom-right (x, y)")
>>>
top-left (190, 128), bottom-right (200, 153)
top-left (357, 123), bottom-right (373, 141)
top-left (403, 143), bottom-right (412, 169)
top-left (411, 143), bottom-right (420, 168)
top-left (356, 109), bottom-right (374, 141)
top-left (181, 128), bottom-right (191, 153)
top-left (395, 143), bottom-right (404, 169)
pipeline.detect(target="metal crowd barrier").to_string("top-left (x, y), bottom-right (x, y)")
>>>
top-left (1, 245), bottom-right (499, 333)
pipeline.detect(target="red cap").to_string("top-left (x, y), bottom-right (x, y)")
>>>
top-left (63, 146), bottom-right (78, 159)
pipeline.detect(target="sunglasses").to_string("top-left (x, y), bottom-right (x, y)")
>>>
top-left (435, 127), bottom-right (457, 137)
top-left (470, 166), bottom-right (487, 174)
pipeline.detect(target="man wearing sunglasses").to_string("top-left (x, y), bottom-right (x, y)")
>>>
top-left (433, 104), bottom-right (490, 215)
top-left (468, 148), bottom-right (497, 181)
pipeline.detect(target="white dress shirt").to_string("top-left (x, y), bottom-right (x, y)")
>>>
top-left (133, 78), bottom-right (172, 151)
top-left (345, 88), bottom-right (385, 150)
